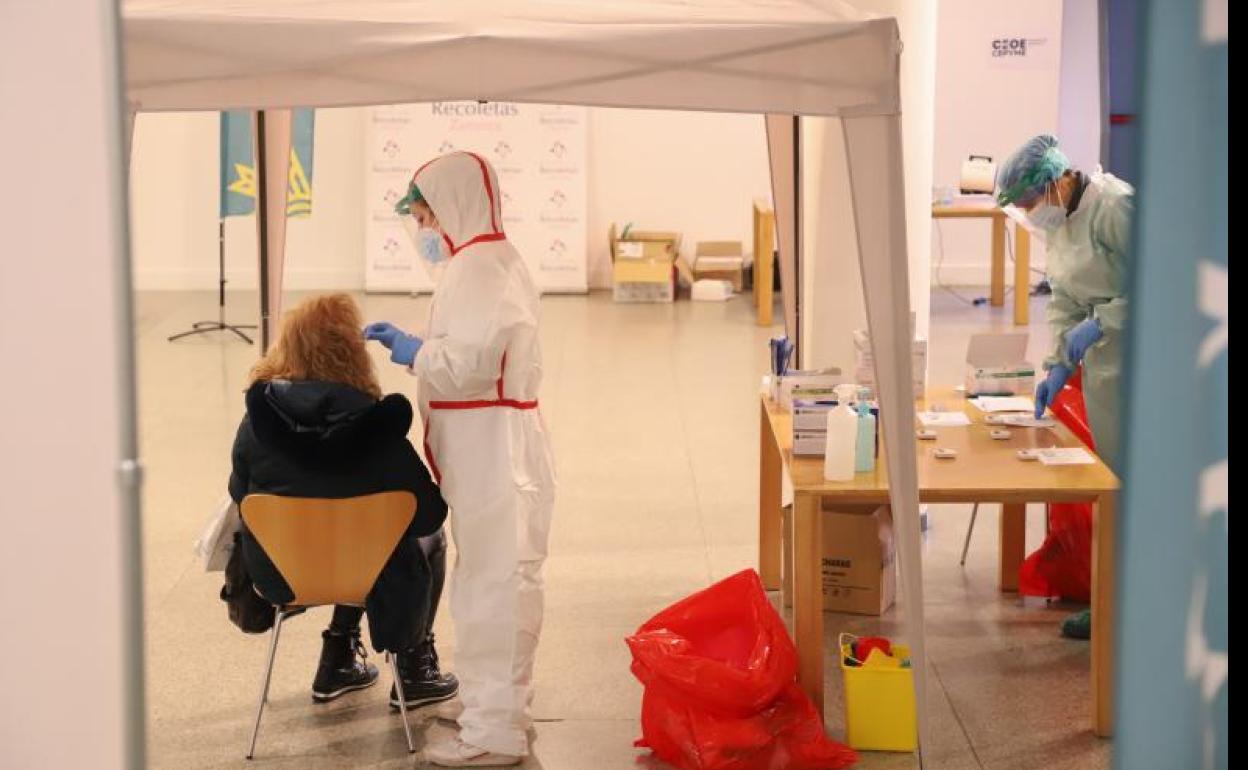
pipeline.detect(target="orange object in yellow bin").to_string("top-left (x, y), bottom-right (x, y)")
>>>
top-left (839, 633), bottom-right (918, 752)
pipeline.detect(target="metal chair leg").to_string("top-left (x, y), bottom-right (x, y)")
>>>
top-left (388, 652), bottom-right (416, 754)
top-left (246, 610), bottom-right (286, 760)
top-left (960, 503), bottom-right (981, 566)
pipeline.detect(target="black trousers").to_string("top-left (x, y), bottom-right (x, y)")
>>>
top-left (329, 529), bottom-right (447, 649)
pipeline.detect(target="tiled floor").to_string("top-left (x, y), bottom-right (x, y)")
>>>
top-left (137, 287), bottom-right (1109, 769)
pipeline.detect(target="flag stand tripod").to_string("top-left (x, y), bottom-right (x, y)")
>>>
top-left (167, 219), bottom-right (256, 344)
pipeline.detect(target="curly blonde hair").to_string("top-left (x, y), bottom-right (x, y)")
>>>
top-left (249, 293), bottom-right (382, 399)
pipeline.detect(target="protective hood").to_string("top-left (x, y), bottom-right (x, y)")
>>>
top-left (411, 152), bottom-right (506, 256)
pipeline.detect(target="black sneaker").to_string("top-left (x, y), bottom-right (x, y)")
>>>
top-left (312, 629), bottom-right (379, 702)
top-left (390, 634), bottom-right (459, 709)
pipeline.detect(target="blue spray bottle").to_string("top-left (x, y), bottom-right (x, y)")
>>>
top-left (855, 389), bottom-right (877, 473)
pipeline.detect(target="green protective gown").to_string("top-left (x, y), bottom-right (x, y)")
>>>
top-left (1043, 171), bottom-right (1133, 471)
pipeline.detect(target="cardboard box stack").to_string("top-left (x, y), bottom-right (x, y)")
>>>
top-left (853, 321), bottom-right (927, 400)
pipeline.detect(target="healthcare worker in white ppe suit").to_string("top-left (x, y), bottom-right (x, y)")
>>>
top-left (365, 152), bottom-right (555, 767)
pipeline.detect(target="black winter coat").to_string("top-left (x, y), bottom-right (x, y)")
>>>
top-left (228, 379), bottom-right (447, 651)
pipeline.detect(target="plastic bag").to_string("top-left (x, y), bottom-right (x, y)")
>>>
top-left (627, 570), bottom-right (857, 770)
top-left (193, 494), bottom-right (240, 572)
top-left (1019, 370), bottom-right (1095, 602)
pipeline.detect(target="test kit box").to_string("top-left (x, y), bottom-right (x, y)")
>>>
top-left (965, 333), bottom-right (1035, 396)
top-left (791, 399), bottom-right (837, 457)
top-left (821, 504), bottom-right (896, 615)
top-left (773, 369), bottom-right (845, 409)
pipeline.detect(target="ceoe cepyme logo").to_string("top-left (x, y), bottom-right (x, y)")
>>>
top-left (992, 38), bottom-right (1031, 57)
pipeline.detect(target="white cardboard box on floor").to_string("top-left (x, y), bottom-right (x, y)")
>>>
top-left (821, 504), bottom-right (896, 615)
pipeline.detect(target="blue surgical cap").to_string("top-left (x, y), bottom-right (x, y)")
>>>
top-left (996, 134), bottom-right (1071, 207)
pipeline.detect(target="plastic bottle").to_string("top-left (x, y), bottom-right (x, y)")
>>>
top-left (824, 405), bottom-right (858, 481)
top-left (855, 395), bottom-right (877, 473)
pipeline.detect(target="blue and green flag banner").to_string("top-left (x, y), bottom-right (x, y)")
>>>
top-left (219, 109), bottom-right (315, 219)
top-left (1115, 2), bottom-right (1226, 769)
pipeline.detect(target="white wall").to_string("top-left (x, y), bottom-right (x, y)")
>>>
top-left (801, 0), bottom-right (938, 373)
top-left (932, 0), bottom-right (1066, 287)
top-left (586, 109), bottom-right (772, 288)
top-left (131, 108), bottom-right (365, 291)
top-left (1058, 0), bottom-right (1105, 171)
top-left (130, 108), bottom-right (771, 292)
top-left (2, 2), bottom-right (138, 767)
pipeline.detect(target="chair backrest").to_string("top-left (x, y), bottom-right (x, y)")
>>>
top-left (240, 491), bottom-right (416, 607)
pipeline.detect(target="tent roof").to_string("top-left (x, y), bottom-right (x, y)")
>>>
top-left (123, 0), bottom-right (900, 116)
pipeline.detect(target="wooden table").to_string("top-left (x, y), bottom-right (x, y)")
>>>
top-left (932, 204), bottom-right (1032, 325)
top-left (758, 389), bottom-right (1119, 736)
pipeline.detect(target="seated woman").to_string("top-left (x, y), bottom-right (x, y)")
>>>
top-left (227, 293), bottom-right (457, 710)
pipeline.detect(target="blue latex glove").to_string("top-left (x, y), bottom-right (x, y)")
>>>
top-left (1064, 318), bottom-right (1103, 366)
top-left (364, 322), bottom-right (423, 366)
top-left (1034, 364), bottom-right (1073, 419)
top-left (390, 333), bottom-right (423, 367)
top-left (363, 321), bottom-right (404, 349)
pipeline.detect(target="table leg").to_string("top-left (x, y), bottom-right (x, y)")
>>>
top-left (756, 225), bottom-right (775, 327)
top-left (991, 216), bottom-right (1006, 307)
top-left (1092, 493), bottom-right (1117, 737)
top-left (999, 502), bottom-right (1026, 592)
top-left (793, 492), bottom-right (825, 714)
top-left (1014, 225), bottom-right (1031, 326)
top-left (783, 502), bottom-right (794, 609)
top-left (759, 401), bottom-right (783, 590)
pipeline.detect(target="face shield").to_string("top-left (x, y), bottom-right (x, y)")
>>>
top-left (395, 179), bottom-right (450, 284)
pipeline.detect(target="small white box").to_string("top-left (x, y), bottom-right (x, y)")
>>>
top-left (965, 333), bottom-right (1035, 397)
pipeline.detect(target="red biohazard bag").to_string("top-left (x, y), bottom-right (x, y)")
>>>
top-left (1019, 369), bottom-right (1095, 603)
top-left (627, 570), bottom-right (857, 770)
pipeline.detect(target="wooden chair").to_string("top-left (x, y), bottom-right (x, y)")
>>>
top-left (239, 491), bottom-right (417, 759)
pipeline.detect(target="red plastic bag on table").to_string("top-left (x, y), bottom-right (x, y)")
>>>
top-left (1018, 369), bottom-right (1095, 603)
top-left (626, 569), bottom-right (857, 770)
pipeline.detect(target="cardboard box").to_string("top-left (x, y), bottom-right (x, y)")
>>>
top-left (692, 240), bottom-right (745, 292)
top-left (965, 333), bottom-right (1035, 396)
top-left (610, 223), bottom-right (680, 260)
top-left (610, 223), bottom-right (679, 303)
top-left (821, 505), bottom-right (896, 615)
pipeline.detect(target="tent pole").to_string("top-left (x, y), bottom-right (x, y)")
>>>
top-left (841, 113), bottom-right (929, 768)
top-left (255, 110), bottom-right (271, 351)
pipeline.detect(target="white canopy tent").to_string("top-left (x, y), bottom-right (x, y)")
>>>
top-left (122, 0), bottom-right (928, 760)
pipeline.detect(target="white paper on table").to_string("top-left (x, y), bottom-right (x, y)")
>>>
top-left (1002, 415), bottom-right (1057, 428)
top-left (969, 396), bottom-right (1036, 413)
top-left (918, 412), bottom-right (972, 427)
top-left (1037, 448), bottom-right (1097, 466)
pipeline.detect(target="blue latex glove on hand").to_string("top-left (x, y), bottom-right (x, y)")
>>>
top-left (1064, 318), bottom-right (1103, 366)
top-left (389, 333), bottom-right (423, 367)
top-left (1034, 364), bottom-right (1073, 419)
top-left (364, 322), bottom-right (403, 349)
top-left (364, 322), bottom-right (423, 366)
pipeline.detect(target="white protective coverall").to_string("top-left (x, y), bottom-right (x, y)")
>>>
top-left (409, 152), bottom-right (555, 756)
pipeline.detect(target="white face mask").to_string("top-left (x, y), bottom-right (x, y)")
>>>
top-left (399, 215), bottom-right (451, 284)
top-left (417, 228), bottom-right (449, 264)
top-left (1026, 185), bottom-right (1068, 233)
